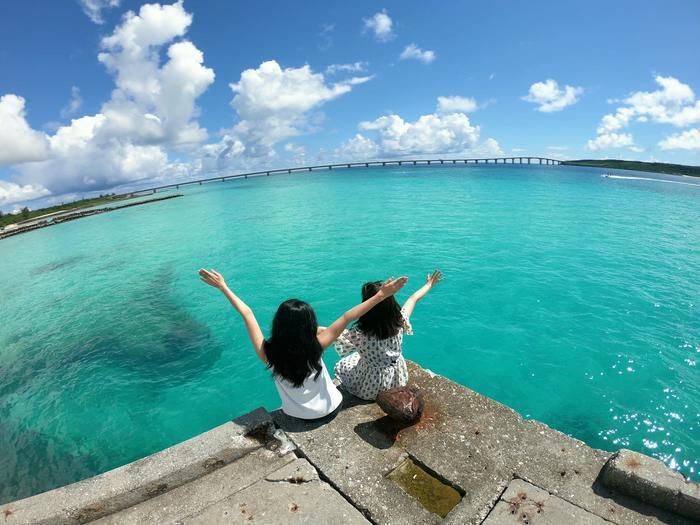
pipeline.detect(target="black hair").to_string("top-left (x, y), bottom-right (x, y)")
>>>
top-left (263, 299), bottom-right (323, 387)
top-left (355, 281), bottom-right (403, 340)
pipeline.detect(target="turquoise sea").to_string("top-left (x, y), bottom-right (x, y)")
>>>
top-left (1, 165), bottom-right (698, 503)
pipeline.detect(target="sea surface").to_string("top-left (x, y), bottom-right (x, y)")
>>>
top-left (1, 165), bottom-right (698, 503)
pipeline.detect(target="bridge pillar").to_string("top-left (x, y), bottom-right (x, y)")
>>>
top-left (365, 163), bottom-right (369, 167)
top-left (527, 158), bottom-right (531, 164)
top-left (382, 162), bottom-right (386, 166)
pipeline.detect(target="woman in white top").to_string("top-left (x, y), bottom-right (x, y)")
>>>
top-left (198, 268), bottom-right (408, 420)
top-left (334, 270), bottom-right (442, 400)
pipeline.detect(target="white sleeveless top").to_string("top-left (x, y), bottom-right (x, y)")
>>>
top-left (273, 361), bottom-right (343, 419)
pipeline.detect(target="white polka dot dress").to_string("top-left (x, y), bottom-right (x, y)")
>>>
top-left (333, 309), bottom-right (413, 400)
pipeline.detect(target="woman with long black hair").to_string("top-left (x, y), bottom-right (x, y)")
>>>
top-left (198, 268), bottom-right (407, 419)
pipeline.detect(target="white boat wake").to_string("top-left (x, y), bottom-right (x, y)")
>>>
top-left (603, 174), bottom-right (700, 187)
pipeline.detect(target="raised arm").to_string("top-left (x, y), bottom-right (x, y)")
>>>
top-left (199, 269), bottom-right (267, 363)
top-left (317, 277), bottom-right (408, 349)
top-left (402, 270), bottom-right (443, 320)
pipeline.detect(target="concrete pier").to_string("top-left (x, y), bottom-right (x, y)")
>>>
top-left (4, 362), bottom-right (694, 524)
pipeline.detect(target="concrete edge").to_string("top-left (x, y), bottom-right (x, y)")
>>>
top-left (600, 449), bottom-right (700, 521)
top-left (1, 407), bottom-right (273, 525)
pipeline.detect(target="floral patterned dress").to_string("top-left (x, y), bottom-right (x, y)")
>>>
top-left (333, 309), bottom-right (412, 400)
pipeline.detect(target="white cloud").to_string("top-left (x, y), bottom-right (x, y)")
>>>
top-left (0, 95), bottom-right (50, 165)
top-left (522, 79), bottom-right (583, 112)
top-left (60, 86), bottom-right (83, 118)
top-left (363, 9), bottom-right (394, 42)
top-left (599, 76), bottom-right (700, 131)
top-left (336, 102), bottom-right (502, 160)
top-left (80, 0), bottom-right (120, 24)
top-left (437, 96), bottom-right (477, 113)
top-left (227, 60), bottom-right (366, 158)
top-left (589, 76), bottom-right (700, 151)
top-left (336, 134), bottom-right (380, 160)
top-left (399, 44), bottom-right (436, 64)
top-left (658, 128), bottom-right (700, 151)
top-left (0, 180), bottom-right (50, 208)
top-left (10, 1), bottom-right (214, 198)
top-left (587, 132), bottom-right (634, 151)
top-left (326, 62), bottom-right (368, 75)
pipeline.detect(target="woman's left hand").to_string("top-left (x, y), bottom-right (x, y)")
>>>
top-left (199, 268), bottom-right (228, 290)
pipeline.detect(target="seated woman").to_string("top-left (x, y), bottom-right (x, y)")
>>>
top-left (334, 270), bottom-right (442, 400)
top-left (198, 268), bottom-right (407, 419)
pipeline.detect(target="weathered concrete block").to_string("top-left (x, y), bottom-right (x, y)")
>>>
top-left (484, 478), bottom-right (609, 524)
top-left (0, 408), bottom-right (274, 525)
top-left (601, 449), bottom-right (700, 521)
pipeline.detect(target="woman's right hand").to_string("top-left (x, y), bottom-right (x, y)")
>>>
top-left (426, 269), bottom-right (443, 288)
top-left (379, 276), bottom-right (408, 298)
top-left (199, 268), bottom-right (228, 291)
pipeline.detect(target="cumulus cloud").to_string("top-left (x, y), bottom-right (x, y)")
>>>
top-left (60, 86), bottom-right (83, 118)
top-left (399, 44), bottom-right (436, 64)
top-left (80, 0), bottom-right (120, 24)
top-left (522, 79), bottom-right (583, 112)
top-left (336, 102), bottom-right (502, 160)
top-left (587, 132), bottom-right (634, 151)
top-left (0, 95), bottom-right (50, 165)
top-left (363, 9), bottom-right (394, 42)
top-left (598, 76), bottom-right (700, 132)
top-left (589, 76), bottom-right (700, 151)
top-left (9, 1), bottom-right (214, 198)
top-left (0, 180), bottom-right (50, 208)
top-left (437, 96), bottom-right (477, 113)
top-left (658, 128), bottom-right (700, 151)
top-left (227, 60), bottom-right (368, 158)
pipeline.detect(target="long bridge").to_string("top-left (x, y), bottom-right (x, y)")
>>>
top-left (130, 157), bottom-right (562, 196)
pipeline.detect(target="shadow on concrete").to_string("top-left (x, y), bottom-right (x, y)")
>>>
top-left (591, 474), bottom-right (694, 525)
top-left (353, 416), bottom-right (411, 450)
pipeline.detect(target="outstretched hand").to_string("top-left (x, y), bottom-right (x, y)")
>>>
top-left (199, 268), bottom-right (228, 290)
top-left (379, 276), bottom-right (408, 298)
top-left (426, 269), bottom-right (443, 288)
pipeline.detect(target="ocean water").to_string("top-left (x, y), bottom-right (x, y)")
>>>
top-left (0, 165), bottom-right (698, 503)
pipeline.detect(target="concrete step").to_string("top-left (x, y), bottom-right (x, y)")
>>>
top-left (92, 448), bottom-right (294, 524)
top-left (183, 457), bottom-right (370, 524)
top-left (483, 479), bottom-right (609, 525)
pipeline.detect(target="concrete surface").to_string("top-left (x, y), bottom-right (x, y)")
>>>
top-left (2, 362), bottom-right (697, 525)
top-left (0, 408), bottom-right (272, 524)
top-left (601, 449), bottom-right (700, 521)
top-left (483, 478), bottom-right (610, 524)
top-left (274, 363), bottom-right (695, 525)
top-left (183, 458), bottom-right (370, 524)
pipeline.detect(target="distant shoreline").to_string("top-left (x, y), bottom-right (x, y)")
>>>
top-left (0, 194), bottom-right (183, 241)
top-left (562, 159), bottom-right (700, 177)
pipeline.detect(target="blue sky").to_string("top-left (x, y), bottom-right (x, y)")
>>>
top-left (1, 0), bottom-right (699, 210)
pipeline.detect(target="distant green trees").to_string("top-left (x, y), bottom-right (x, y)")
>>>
top-left (21, 207), bottom-right (30, 219)
top-left (562, 159), bottom-right (700, 177)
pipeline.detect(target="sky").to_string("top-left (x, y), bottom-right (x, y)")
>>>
top-left (1, 0), bottom-right (699, 211)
